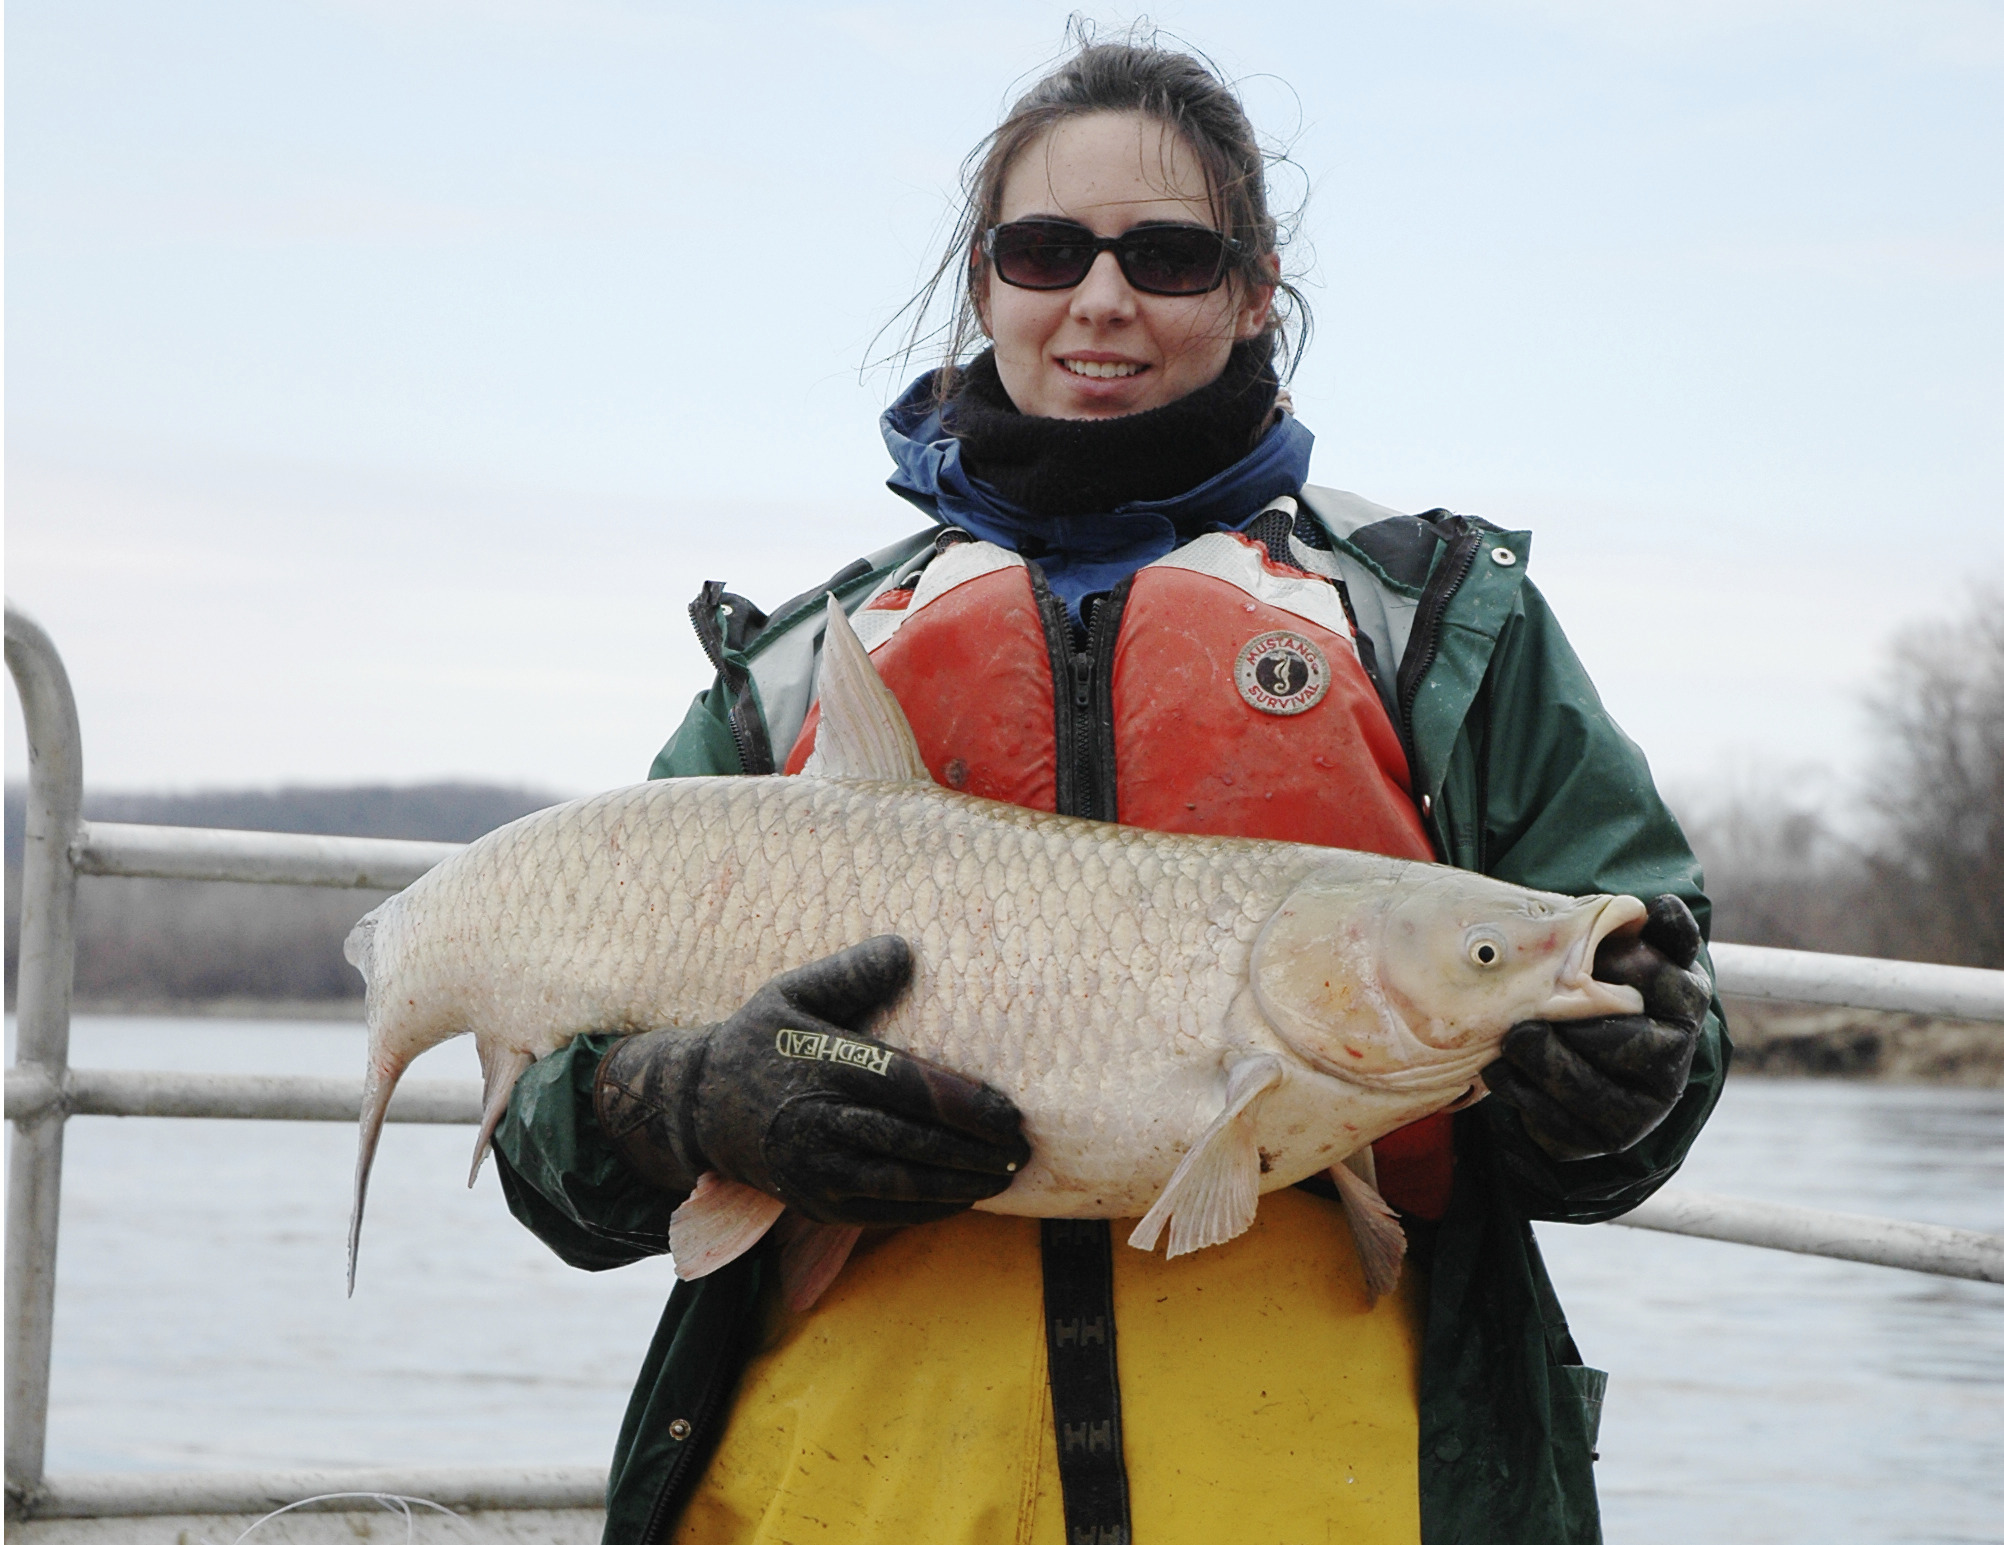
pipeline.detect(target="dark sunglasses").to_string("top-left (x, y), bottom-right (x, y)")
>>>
top-left (981, 218), bottom-right (1243, 296)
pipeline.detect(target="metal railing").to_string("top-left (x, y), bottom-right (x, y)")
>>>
top-left (7, 599), bottom-right (2004, 1524)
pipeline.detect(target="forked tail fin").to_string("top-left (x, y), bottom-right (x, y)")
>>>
top-left (343, 912), bottom-right (379, 992)
top-left (468, 1044), bottom-right (534, 1187)
top-left (344, 905), bottom-right (412, 1296)
top-left (348, 1048), bottom-right (409, 1296)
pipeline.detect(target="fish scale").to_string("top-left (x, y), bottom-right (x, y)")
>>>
top-left (369, 773), bottom-right (1324, 1178)
top-left (345, 599), bottom-right (1651, 1298)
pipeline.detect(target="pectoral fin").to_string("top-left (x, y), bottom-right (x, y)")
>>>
top-left (669, 1171), bottom-right (787, 1279)
top-left (1330, 1150), bottom-right (1407, 1304)
top-left (1129, 1055), bottom-right (1284, 1259)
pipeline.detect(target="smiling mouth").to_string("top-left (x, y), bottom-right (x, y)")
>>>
top-left (1061, 359), bottom-right (1145, 379)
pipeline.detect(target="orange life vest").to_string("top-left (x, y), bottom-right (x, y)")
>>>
top-left (786, 528), bottom-right (1457, 1218)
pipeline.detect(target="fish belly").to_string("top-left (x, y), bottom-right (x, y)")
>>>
top-left (358, 775), bottom-right (1419, 1204)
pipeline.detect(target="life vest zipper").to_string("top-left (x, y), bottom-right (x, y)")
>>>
top-left (1031, 570), bottom-right (1131, 822)
top-left (1069, 650), bottom-right (1097, 819)
top-left (1030, 567), bottom-right (1086, 819)
top-left (1086, 583), bottom-right (1130, 820)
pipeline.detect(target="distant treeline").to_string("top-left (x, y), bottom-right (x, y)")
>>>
top-left (6, 588), bottom-right (2000, 1007)
top-left (1683, 587), bottom-right (2002, 971)
top-left (4, 784), bottom-right (560, 1008)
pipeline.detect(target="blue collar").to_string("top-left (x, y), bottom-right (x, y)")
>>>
top-left (881, 371), bottom-right (1316, 620)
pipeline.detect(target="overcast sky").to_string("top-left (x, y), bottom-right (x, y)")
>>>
top-left (6, 0), bottom-right (2000, 813)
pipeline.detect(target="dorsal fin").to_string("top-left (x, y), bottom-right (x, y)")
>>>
top-left (802, 594), bottom-right (932, 783)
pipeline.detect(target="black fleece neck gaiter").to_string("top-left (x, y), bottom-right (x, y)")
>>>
top-left (944, 338), bottom-right (1281, 529)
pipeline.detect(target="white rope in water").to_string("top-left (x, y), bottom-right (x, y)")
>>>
top-left (214, 1492), bottom-right (480, 1545)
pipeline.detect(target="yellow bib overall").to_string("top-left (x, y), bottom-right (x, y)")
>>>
top-left (675, 1189), bottom-right (1422, 1545)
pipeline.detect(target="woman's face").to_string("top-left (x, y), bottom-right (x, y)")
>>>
top-left (982, 111), bottom-right (1274, 420)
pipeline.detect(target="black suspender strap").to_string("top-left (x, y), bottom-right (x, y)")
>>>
top-left (1041, 1219), bottom-right (1133, 1545)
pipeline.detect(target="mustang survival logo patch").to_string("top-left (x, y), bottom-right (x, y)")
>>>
top-left (1234, 631), bottom-right (1331, 716)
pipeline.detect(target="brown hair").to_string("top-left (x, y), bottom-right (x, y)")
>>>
top-left (888, 26), bottom-right (1311, 408)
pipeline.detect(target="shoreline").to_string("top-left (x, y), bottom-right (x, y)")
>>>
top-left (1720, 997), bottom-right (2004, 1087)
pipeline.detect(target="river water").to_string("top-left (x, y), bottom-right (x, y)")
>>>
top-left (14, 1015), bottom-right (2004, 1543)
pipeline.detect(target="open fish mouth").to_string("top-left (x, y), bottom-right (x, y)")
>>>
top-left (1546, 894), bottom-right (1650, 1019)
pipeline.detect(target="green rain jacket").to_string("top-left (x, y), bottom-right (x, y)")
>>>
top-left (492, 485), bottom-right (1731, 1545)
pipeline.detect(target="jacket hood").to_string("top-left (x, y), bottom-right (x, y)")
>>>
top-left (882, 369), bottom-right (1316, 616)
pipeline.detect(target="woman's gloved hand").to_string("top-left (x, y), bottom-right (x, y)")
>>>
top-left (593, 935), bottom-right (1031, 1225)
top-left (1484, 895), bottom-right (1713, 1162)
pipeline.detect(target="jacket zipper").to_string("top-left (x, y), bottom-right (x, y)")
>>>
top-left (1396, 520), bottom-right (1483, 741)
top-left (689, 581), bottom-right (772, 776)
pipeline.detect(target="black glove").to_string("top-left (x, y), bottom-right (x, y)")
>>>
top-left (1484, 895), bottom-right (1712, 1162)
top-left (593, 935), bottom-right (1031, 1226)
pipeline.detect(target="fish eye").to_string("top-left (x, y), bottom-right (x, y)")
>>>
top-left (1466, 930), bottom-right (1507, 969)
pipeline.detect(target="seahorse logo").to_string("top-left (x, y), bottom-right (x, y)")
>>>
top-left (1234, 632), bottom-right (1330, 716)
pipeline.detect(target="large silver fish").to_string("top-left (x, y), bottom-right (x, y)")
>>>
top-left (346, 599), bottom-right (1649, 1305)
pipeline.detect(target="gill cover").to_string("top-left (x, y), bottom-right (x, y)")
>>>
top-left (1252, 866), bottom-right (1647, 1091)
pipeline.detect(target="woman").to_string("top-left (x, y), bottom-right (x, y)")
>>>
top-left (493, 37), bottom-right (1726, 1545)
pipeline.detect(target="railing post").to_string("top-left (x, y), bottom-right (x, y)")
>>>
top-left (5, 603), bottom-right (83, 1501)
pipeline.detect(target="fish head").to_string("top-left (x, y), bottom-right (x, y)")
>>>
top-left (1252, 865), bottom-right (1648, 1089)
